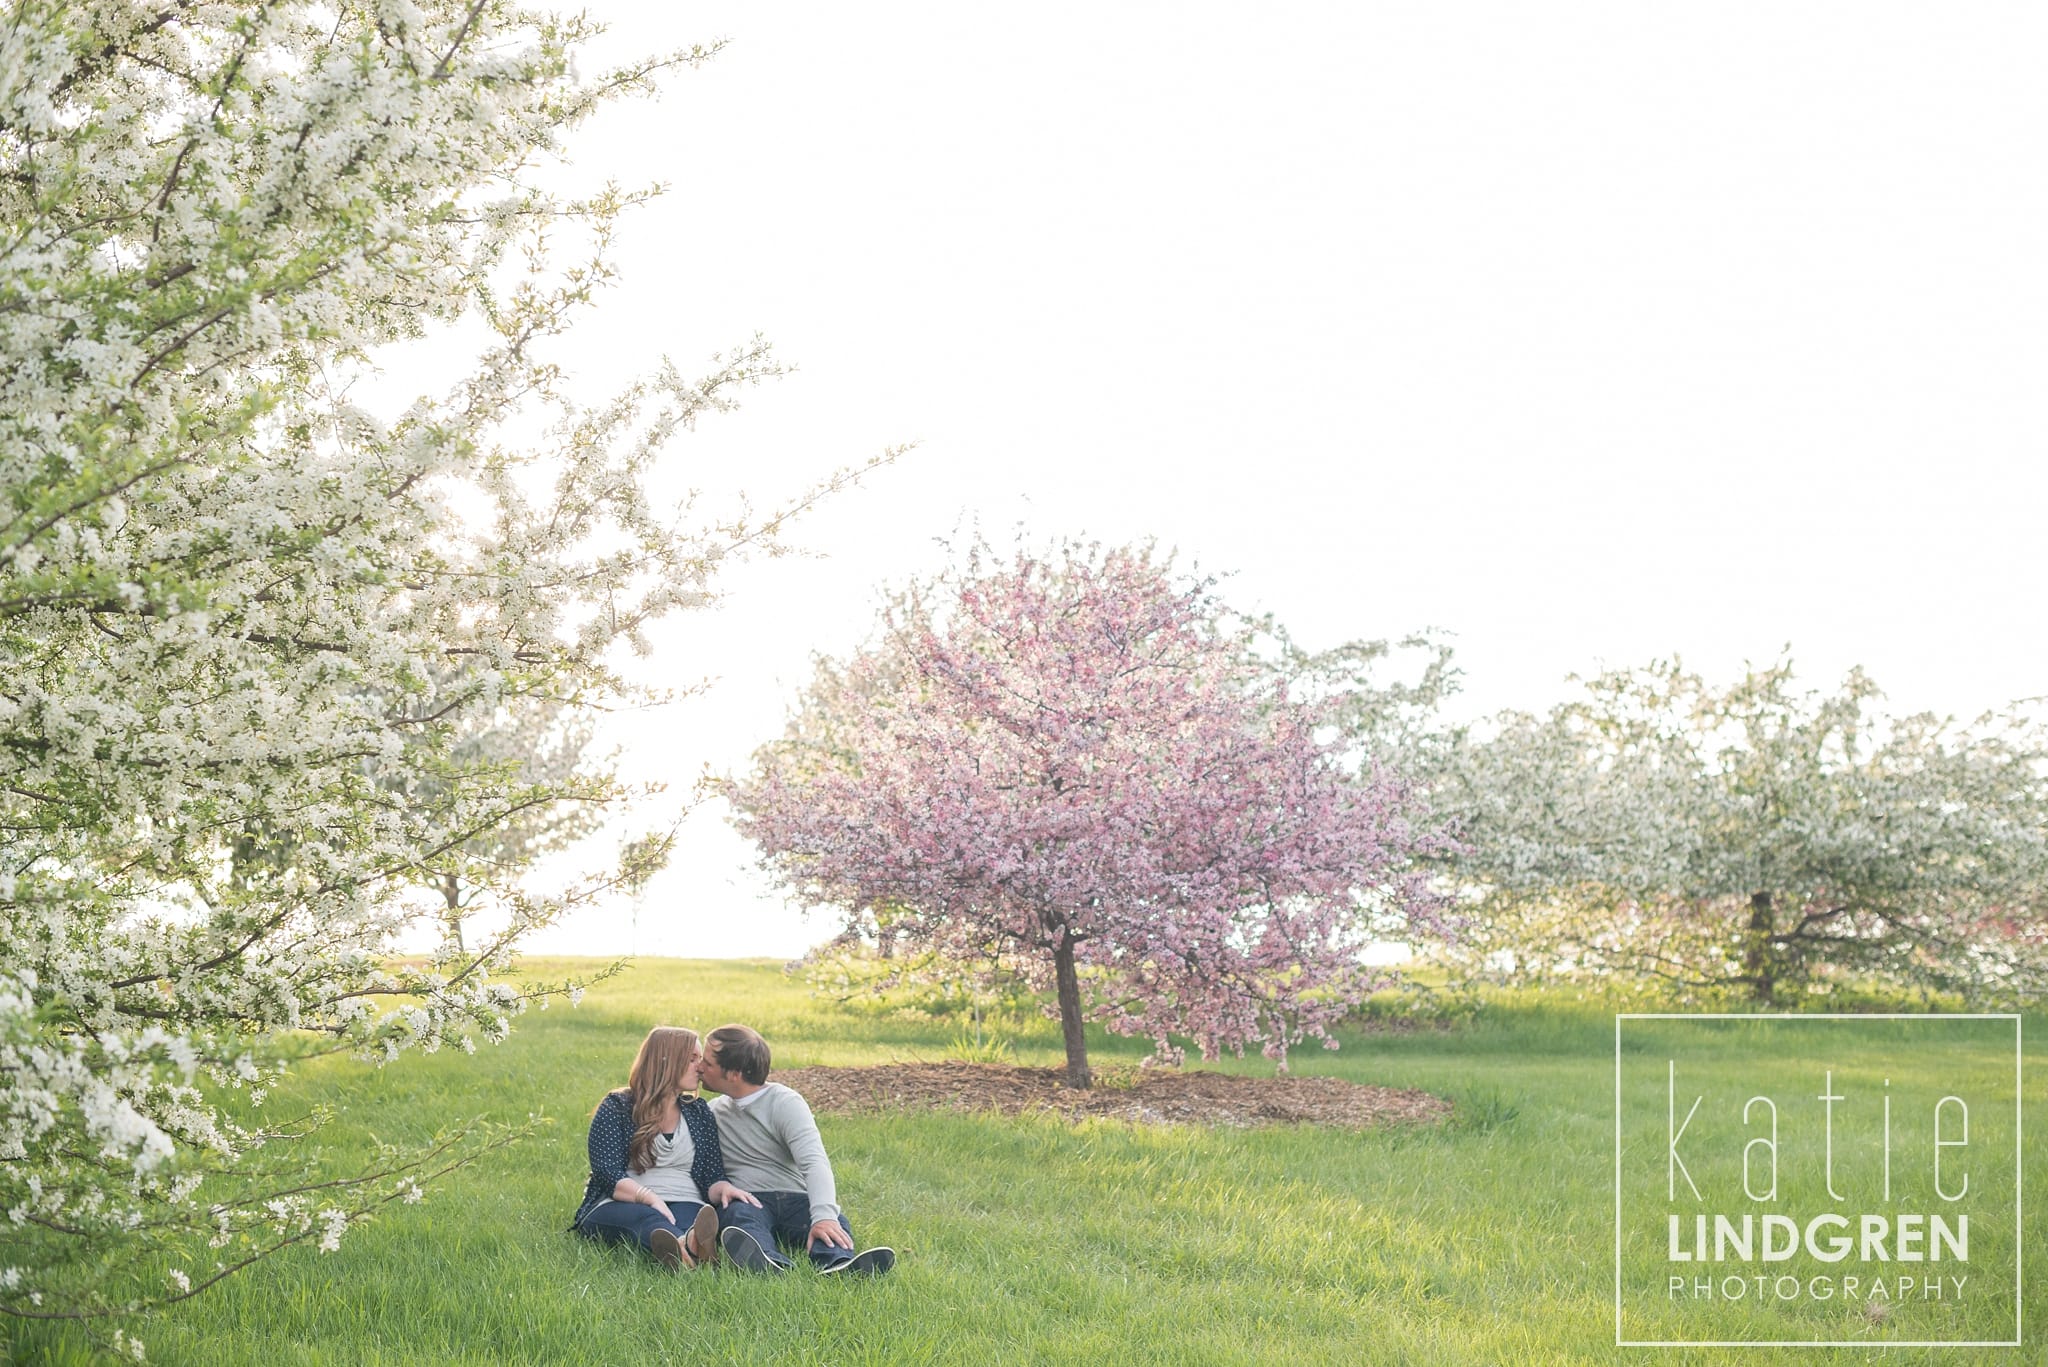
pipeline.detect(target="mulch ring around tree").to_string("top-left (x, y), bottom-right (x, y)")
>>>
top-left (776, 1062), bottom-right (1452, 1131)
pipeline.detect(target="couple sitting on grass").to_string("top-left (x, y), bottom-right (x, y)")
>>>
top-left (569, 1024), bottom-right (895, 1277)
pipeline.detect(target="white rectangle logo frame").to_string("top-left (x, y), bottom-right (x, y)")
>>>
top-left (1613, 1012), bottom-right (2023, 1349)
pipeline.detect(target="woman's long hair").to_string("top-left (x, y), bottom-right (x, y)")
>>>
top-left (605, 1026), bottom-right (701, 1173)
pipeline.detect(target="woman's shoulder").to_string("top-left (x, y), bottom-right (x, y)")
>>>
top-left (597, 1088), bottom-right (633, 1112)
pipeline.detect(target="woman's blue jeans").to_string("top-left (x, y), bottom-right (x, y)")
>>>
top-left (574, 1195), bottom-right (711, 1254)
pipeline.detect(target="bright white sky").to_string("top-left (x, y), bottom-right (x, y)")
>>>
top-left (445, 2), bottom-right (2046, 959)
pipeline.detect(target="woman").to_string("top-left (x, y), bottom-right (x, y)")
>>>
top-left (569, 1025), bottom-right (759, 1269)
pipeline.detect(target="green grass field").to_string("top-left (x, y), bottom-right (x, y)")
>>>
top-left (6, 960), bottom-right (2043, 1365)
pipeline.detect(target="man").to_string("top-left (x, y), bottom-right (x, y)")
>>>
top-left (697, 1023), bottom-right (897, 1276)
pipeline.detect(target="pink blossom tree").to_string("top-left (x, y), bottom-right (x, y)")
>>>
top-left (723, 543), bottom-right (1459, 1087)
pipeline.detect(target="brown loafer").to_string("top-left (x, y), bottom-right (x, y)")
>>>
top-left (688, 1205), bottom-right (721, 1268)
top-left (649, 1226), bottom-right (693, 1271)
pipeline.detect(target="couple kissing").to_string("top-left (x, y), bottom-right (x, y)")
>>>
top-left (569, 1024), bottom-right (895, 1276)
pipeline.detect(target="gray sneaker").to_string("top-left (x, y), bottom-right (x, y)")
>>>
top-left (720, 1224), bottom-right (783, 1275)
top-left (820, 1246), bottom-right (896, 1276)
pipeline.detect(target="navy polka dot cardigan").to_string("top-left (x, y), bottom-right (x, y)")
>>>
top-left (569, 1089), bottom-right (731, 1232)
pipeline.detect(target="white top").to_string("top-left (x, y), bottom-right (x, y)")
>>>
top-left (629, 1123), bottom-right (699, 1201)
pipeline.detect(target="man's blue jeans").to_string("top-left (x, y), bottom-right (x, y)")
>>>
top-left (574, 1196), bottom-right (711, 1255)
top-left (719, 1189), bottom-right (854, 1269)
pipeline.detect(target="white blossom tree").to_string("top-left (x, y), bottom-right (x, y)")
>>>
top-left (391, 681), bottom-right (635, 953)
top-left (1428, 658), bottom-right (2048, 1004)
top-left (0, 0), bottom-right (885, 1336)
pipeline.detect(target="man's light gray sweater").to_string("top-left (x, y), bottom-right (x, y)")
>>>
top-left (706, 1083), bottom-right (840, 1224)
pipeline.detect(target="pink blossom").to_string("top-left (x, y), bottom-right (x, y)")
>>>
top-left (725, 542), bottom-right (1457, 1085)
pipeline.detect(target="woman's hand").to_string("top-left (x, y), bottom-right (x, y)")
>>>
top-left (618, 1178), bottom-right (677, 1225)
top-left (708, 1180), bottom-right (762, 1209)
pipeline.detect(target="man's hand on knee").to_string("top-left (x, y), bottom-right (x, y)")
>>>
top-left (807, 1218), bottom-right (854, 1252)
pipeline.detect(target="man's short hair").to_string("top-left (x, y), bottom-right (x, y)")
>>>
top-left (707, 1024), bottom-right (770, 1086)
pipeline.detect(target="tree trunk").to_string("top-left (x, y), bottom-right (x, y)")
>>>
top-left (1052, 936), bottom-right (1091, 1089)
top-left (442, 873), bottom-right (466, 953)
top-left (1743, 891), bottom-right (1774, 1004)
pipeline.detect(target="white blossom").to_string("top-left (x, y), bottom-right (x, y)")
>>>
top-left (0, 0), bottom-right (890, 1329)
top-left (1426, 658), bottom-right (2048, 1002)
